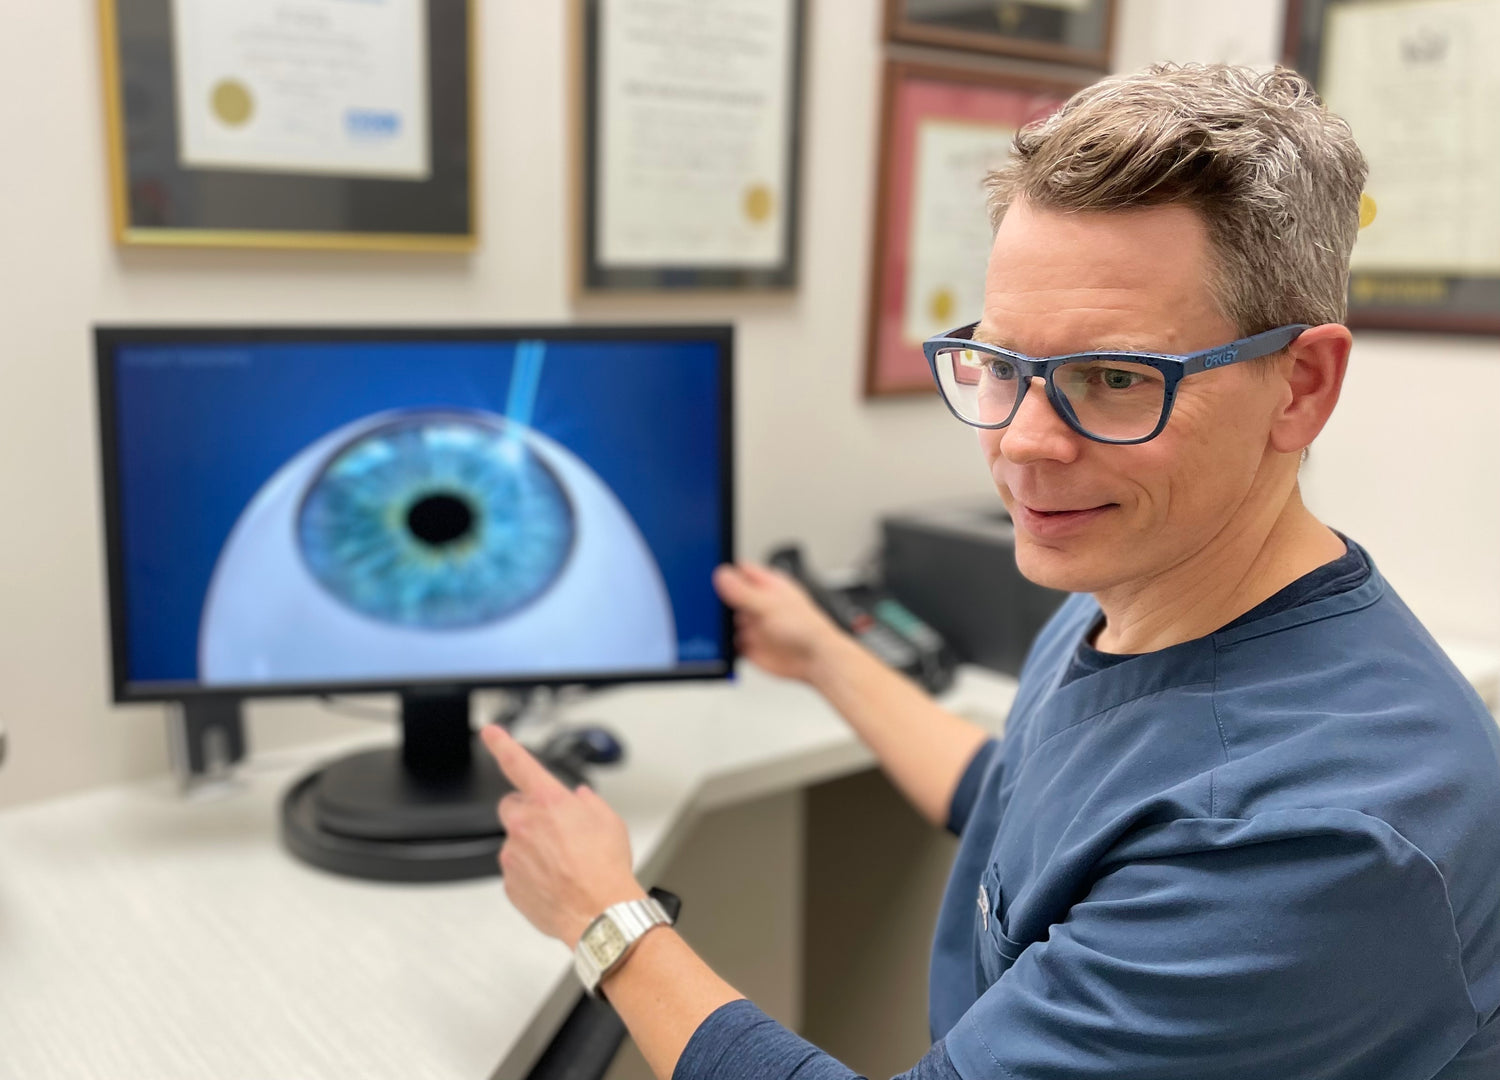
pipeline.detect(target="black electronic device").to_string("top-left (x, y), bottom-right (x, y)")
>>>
top-left (167, 697), bottom-right (247, 786)
top-left (94, 324), bottom-right (735, 882)
top-left (881, 503), bottom-right (1067, 676)
top-left (540, 726), bottom-right (627, 770)
top-left (767, 545), bottom-right (957, 695)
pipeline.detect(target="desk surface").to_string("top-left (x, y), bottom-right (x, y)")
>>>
top-left (0, 667), bottom-right (1018, 1080)
top-left (5, 639), bottom-right (1496, 1080)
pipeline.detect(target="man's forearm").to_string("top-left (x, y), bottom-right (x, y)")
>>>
top-left (596, 927), bottom-right (743, 1080)
top-left (808, 632), bottom-right (990, 828)
top-left (602, 926), bottom-right (964, 1080)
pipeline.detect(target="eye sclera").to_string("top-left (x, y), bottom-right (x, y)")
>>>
top-left (198, 405), bottom-right (680, 686)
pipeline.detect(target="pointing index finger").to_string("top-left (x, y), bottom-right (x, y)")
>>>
top-left (480, 724), bottom-right (567, 797)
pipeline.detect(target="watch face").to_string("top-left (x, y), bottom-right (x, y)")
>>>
top-left (583, 917), bottom-right (628, 968)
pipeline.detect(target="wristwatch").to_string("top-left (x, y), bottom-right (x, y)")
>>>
top-left (573, 893), bottom-right (674, 997)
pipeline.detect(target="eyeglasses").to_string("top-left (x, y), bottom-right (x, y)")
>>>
top-left (922, 322), bottom-right (1310, 444)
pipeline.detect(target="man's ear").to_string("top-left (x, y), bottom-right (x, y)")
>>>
top-left (1269, 323), bottom-right (1352, 455)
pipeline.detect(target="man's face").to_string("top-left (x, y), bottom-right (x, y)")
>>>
top-left (977, 200), bottom-right (1289, 595)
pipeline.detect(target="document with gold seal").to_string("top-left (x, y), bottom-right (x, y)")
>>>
top-left (171, 0), bottom-right (432, 181)
top-left (1320, 0), bottom-right (1500, 277)
top-left (1287, 0), bottom-right (1500, 332)
top-left (582, 0), bottom-right (805, 289)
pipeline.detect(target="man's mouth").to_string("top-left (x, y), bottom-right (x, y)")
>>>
top-left (1011, 502), bottom-right (1116, 537)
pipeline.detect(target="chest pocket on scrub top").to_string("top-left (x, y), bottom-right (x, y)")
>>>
top-left (976, 862), bottom-right (1029, 987)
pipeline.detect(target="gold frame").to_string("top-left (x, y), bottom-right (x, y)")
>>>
top-left (98, 0), bottom-right (479, 253)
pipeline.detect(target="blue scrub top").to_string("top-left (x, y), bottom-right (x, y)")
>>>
top-left (933, 546), bottom-right (1500, 1078)
top-left (675, 541), bottom-right (1500, 1079)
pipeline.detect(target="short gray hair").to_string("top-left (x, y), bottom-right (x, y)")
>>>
top-left (986, 63), bottom-right (1368, 335)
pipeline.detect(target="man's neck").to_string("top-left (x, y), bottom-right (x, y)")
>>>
top-left (1092, 487), bottom-right (1347, 655)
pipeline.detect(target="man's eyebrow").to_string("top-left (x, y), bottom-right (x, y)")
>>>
top-left (970, 328), bottom-right (1174, 356)
top-left (971, 328), bottom-right (1020, 350)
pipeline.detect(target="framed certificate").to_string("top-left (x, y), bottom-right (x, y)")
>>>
top-left (99, 0), bottom-right (476, 252)
top-left (884, 0), bottom-right (1116, 70)
top-left (1286, 0), bottom-right (1500, 334)
top-left (578, 0), bottom-right (806, 291)
top-left (865, 61), bottom-right (1086, 397)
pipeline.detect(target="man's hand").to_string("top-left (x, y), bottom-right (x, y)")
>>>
top-left (480, 724), bottom-right (645, 947)
top-left (712, 562), bottom-right (846, 685)
top-left (716, 561), bottom-right (989, 830)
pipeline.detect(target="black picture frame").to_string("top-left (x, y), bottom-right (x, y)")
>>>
top-left (577, 0), bottom-right (806, 291)
top-left (1285, 0), bottom-right (1500, 334)
top-left (99, 0), bottom-right (477, 252)
top-left (884, 0), bottom-right (1117, 71)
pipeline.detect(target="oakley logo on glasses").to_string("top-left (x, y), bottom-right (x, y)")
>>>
top-left (1201, 345), bottom-right (1239, 369)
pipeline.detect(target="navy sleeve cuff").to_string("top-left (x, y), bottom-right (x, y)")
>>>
top-left (946, 738), bottom-right (1001, 837)
top-left (672, 999), bottom-right (843, 1080)
top-left (673, 998), bottom-right (962, 1080)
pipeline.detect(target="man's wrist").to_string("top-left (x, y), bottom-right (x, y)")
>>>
top-left (804, 626), bottom-right (864, 695)
top-left (595, 920), bottom-right (674, 996)
top-left (573, 891), bottom-right (676, 997)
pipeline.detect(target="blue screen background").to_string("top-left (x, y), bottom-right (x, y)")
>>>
top-left (111, 337), bottom-right (727, 686)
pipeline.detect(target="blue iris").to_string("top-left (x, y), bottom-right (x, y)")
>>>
top-left (297, 414), bottom-right (575, 629)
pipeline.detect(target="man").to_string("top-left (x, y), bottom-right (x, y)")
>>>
top-left (481, 64), bottom-right (1500, 1078)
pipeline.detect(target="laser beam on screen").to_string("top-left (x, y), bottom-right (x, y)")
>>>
top-left (506, 340), bottom-right (546, 434)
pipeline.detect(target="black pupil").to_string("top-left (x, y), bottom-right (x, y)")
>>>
top-left (407, 492), bottom-right (475, 547)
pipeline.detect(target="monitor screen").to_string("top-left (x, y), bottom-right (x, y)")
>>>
top-left (95, 326), bottom-right (734, 700)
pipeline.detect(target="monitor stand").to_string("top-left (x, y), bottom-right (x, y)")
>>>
top-left (281, 688), bottom-right (586, 883)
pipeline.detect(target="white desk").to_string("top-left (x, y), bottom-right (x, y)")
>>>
top-left (0, 667), bottom-right (1018, 1080)
top-left (4, 638), bottom-right (1496, 1080)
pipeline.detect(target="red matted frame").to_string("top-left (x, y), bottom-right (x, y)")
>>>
top-left (863, 60), bottom-right (1087, 397)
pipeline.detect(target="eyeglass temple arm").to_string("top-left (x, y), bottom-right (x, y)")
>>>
top-left (1181, 324), bottom-right (1311, 376)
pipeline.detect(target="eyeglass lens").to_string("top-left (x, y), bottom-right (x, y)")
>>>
top-left (935, 347), bottom-right (1168, 441)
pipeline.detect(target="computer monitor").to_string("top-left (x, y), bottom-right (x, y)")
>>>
top-left (95, 325), bottom-right (734, 880)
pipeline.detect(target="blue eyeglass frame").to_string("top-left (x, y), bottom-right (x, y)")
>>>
top-left (922, 322), bottom-right (1310, 444)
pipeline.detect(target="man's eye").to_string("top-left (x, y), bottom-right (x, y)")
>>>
top-left (986, 359), bottom-right (1017, 381)
top-left (1077, 363), bottom-right (1160, 390)
top-left (1100, 367), bottom-right (1141, 389)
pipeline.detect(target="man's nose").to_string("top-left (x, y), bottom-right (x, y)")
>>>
top-left (1000, 378), bottom-right (1081, 464)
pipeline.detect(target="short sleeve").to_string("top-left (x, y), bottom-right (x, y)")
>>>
top-left (945, 811), bottom-right (1479, 1080)
top-left (946, 739), bottom-right (1001, 837)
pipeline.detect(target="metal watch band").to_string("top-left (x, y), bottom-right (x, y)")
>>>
top-left (574, 896), bottom-right (672, 996)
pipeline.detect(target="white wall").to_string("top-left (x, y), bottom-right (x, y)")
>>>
top-left (1, 0), bottom-right (1494, 809)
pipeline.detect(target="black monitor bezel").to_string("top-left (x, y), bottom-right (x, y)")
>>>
top-left (94, 323), bottom-right (736, 705)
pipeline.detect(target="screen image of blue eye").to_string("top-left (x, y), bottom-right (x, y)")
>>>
top-left (297, 419), bottom-right (575, 629)
top-left (197, 407), bottom-right (678, 686)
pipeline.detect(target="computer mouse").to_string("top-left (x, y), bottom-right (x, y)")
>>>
top-left (542, 726), bottom-right (626, 767)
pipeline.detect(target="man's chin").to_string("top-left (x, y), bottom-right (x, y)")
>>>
top-left (1012, 536), bottom-right (1107, 595)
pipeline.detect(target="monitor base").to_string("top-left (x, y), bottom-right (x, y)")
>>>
top-left (280, 689), bottom-right (586, 883)
top-left (281, 744), bottom-right (588, 883)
